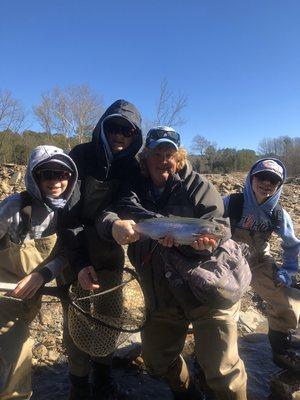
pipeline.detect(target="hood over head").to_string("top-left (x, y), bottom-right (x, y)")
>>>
top-left (250, 159), bottom-right (284, 182)
top-left (244, 157), bottom-right (286, 212)
top-left (25, 145), bottom-right (78, 207)
top-left (92, 99), bottom-right (143, 163)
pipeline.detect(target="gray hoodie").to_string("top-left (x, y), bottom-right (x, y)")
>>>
top-left (0, 145), bottom-right (78, 279)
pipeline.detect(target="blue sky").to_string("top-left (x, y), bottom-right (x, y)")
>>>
top-left (1, 0), bottom-right (300, 152)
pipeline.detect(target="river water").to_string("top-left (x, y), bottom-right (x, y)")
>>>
top-left (32, 332), bottom-right (286, 400)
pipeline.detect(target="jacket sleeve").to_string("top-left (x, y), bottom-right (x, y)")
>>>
top-left (177, 172), bottom-right (231, 258)
top-left (0, 196), bottom-right (13, 240)
top-left (95, 211), bottom-right (120, 242)
top-left (185, 172), bottom-right (231, 236)
top-left (0, 194), bottom-right (27, 243)
top-left (222, 195), bottom-right (230, 218)
top-left (116, 174), bottom-right (161, 221)
top-left (275, 208), bottom-right (300, 274)
top-left (57, 181), bottom-right (92, 273)
top-left (185, 171), bottom-right (226, 220)
top-left (59, 225), bottom-right (91, 273)
top-left (95, 180), bottom-right (161, 241)
top-left (37, 255), bottom-right (67, 283)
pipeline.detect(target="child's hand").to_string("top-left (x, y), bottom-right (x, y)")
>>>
top-left (10, 272), bottom-right (44, 299)
top-left (78, 265), bottom-right (100, 290)
top-left (274, 268), bottom-right (293, 287)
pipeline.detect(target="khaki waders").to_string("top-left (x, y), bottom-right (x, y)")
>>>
top-left (0, 234), bottom-right (57, 400)
top-left (233, 228), bottom-right (300, 333)
top-left (142, 302), bottom-right (247, 400)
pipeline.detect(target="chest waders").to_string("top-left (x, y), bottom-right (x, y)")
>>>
top-left (233, 227), bottom-right (300, 372)
top-left (0, 231), bottom-right (57, 400)
top-left (63, 175), bottom-right (124, 391)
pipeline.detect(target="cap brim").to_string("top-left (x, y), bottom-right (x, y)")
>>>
top-left (251, 169), bottom-right (283, 181)
top-left (35, 159), bottom-right (73, 172)
top-left (147, 138), bottom-right (178, 150)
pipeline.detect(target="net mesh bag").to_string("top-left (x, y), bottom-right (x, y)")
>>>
top-left (68, 267), bottom-right (146, 357)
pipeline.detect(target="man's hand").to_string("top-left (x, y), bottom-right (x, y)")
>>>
top-left (158, 235), bottom-right (179, 248)
top-left (112, 219), bottom-right (140, 245)
top-left (10, 272), bottom-right (44, 300)
top-left (158, 235), bottom-right (217, 250)
top-left (190, 236), bottom-right (217, 252)
top-left (78, 265), bottom-right (100, 290)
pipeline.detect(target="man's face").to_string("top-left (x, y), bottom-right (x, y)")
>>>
top-left (251, 172), bottom-right (281, 204)
top-left (36, 169), bottom-right (71, 198)
top-left (105, 121), bottom-right (136, 154)
top-left (146, 144), bottom-right (178, 188)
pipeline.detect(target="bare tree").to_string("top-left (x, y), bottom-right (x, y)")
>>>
top-left (258, 135), bottom-right (300, 176)
top-left (191, 135), bottom-right (212, 155)
top-left (154, 78), bottom-right (187, 127)
top-left (34, 93), bottom-right (54, 135)
top-left (257, 138), bottom-right (273, 156)
top-left (258, 137), bottom-right (282, 157)
top-left (0, 89), bottom-right (26, 132)
top-left (33, 85), bottom-right (104, 146)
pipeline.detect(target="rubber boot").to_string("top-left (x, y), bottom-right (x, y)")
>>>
top-left (268, 329), bottom-right (300, 372)
top-left (68, 374), bottom-right (91, 400)
top-left (91, 362), bottom-right (124, 400)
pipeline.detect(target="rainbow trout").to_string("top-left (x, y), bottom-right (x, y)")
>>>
top-left (133, 216), bottom-right (227, 245)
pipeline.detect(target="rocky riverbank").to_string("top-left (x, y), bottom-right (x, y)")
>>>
top-left (0, 164), bottom-right (299, 399)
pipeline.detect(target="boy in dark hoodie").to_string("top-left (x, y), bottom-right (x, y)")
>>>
top-left (0, 145), bottom-right (78, 400)
top-left (62, 99), bottom-right (142, 400)
top-left (223, 158), bottom-right (300, 371)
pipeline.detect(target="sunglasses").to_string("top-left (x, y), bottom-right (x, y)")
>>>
top-left (36, 170), bottom-right (72, 181)
top-left (105, 122), bottom-right (136, 138)
top-left (146, 128), bottom-right (181, 147)
top-left (253, 172), bottom-right (282, 185)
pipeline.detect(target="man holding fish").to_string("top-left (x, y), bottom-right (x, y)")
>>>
top-left (98, 126), bottom-right (250, 400)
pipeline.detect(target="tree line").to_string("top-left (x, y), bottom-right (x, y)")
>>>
top-left (0, 80), bottom-right (187, 164)
top-left (0, 130), bottom-right (78, 165)
top-left (1, 86), bottom-right (299, 176)
top-left (188, 134), bottom-right (300, 176)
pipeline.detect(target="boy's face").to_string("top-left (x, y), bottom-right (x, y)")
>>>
top-left (105, 121), bottom-right (136, 154)
top-left (36, 169), bottom-right (71, 198)
top-left (251, 172), bottom-right (281, 204)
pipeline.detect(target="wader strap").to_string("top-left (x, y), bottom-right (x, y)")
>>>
top-left (228, 193), bottom-right (283, 233)
top-left (18, 191), bottom-right (33, 244)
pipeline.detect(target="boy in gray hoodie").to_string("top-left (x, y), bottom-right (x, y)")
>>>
top-left (0, 145), bottom-right (78, 400)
